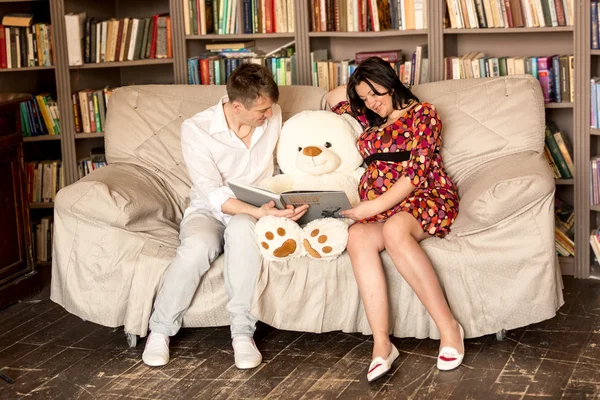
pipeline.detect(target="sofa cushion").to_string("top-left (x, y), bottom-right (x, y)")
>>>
top-left (412, 75), bottom-right (545, 187)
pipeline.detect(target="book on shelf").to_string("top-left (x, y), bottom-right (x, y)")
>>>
top-left (310, 0), bottom-right (427, 32)
top-left (0, 15), bottom-right (54, 69)
top-left (554, 197), bottom-right (574, 257)
top-left (78, 147), bottom-right (107, 179)
top-left (26, 159), bottom-right (64, 203)
top-left (311, 46), bottom-right (428, 90)
top-left (183, 0), bottom-right (294, 35)
top-left (65, 13), bottom-right (172, 66)
top-left (32, 216), bottom-right (53, 262)
top-left (444, 52), bottom-right (574, 103)
top-left (72, 88), bottom-right (113, 134)
top-left (445, 0), bottom-right (574, 29)
top-left (229, 181), bottom-right (352, 224)
top-left (543, 121), bottom-right (574, 180)
top-left (187, 44), bottom-right (296, 85)
top-left (19, 94), bottom-right (60, 137)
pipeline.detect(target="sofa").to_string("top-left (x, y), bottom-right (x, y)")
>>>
top-left (51, 75), bottom-right (564, 345)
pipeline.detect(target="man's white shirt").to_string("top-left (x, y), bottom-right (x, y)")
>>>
top-left (180, 95), bottom-right (282, 225)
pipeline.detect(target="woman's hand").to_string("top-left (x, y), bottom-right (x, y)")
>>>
top-left (340, 200), bottom-right (381, 221)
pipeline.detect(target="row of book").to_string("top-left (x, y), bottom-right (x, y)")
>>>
top-left (590, 227), bottom-right (600, 265)
top-left (77, 148), bottom-right (107, 180)
top-left (590, 1), bottom-right (600, 50)
top-left (26, 160), bottom-right (64, 204)
top-left (590, 156), bottom-right (600, 205)
top-left (187, 41), bottom-right (296, 85)
top-left (311, 0), bottom-right (428, 33)
top-left (72, 88), bottom-right (114, 134)
top-left (445, 53), bottom-right (574, 104)
top-left (64, 13), bottom-right (172, 66)
top-left (184, 0), bottom-right (294, 35)
top-left (0, 13), bottom-right (54, 69)
top-left (33, 216), bottom-right (53, 263)
top-left (310, 46), bottom-right (429, 90)
top-left (555, 197), bottom-right (574, 257)
top-left (188, 54), bottom-right (296, 85)
top-left (20, 94), bottom-right (61, 137)
top-left (590, 77), bottom-right (600, 129)
top-left (445, 0), bottom-right (574, 29)
top-left (543, 121), bottom-right (574, 180)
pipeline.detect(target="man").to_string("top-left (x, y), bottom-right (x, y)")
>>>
top-left (142, 64), bottom-right (308, 369)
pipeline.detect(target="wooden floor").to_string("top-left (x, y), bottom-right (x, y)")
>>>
top-left (0, 277), bottom-right (599, 400)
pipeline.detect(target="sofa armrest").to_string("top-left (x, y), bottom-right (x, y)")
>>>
top-left (450, 151), bottom-right (555, 235)
top-left (55, 163), bottom-right (185, 243)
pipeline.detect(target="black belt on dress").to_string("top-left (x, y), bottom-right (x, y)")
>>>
top-left (364, 151), bottom-right (411, 166)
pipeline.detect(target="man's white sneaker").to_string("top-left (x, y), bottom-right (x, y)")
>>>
top-left (142, 332), bottom-right (170, 367)
top-left (232, 336), bottom-right (262, 370)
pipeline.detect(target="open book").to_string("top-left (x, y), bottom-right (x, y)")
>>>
top-left (228, 181), bottom-right (352, 224)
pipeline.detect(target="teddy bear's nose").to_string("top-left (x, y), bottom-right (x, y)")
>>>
top-left (303, 147), bottom-right (322, 157)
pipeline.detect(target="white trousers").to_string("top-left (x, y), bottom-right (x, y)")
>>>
top-left (149, 210), bottom-right (261, 338)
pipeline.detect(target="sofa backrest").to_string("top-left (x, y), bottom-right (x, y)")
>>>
top-left (104, 76), bottom-right (545, 200)
top-left (104, 85), bottom-right (328, 200)
top-left (411, 75), bottom-right (545, 185)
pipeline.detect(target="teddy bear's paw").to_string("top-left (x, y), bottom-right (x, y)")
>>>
top-left (301, 218), bottom-right (349, 261)
top-left (255, 216), bottom-right (304, 261)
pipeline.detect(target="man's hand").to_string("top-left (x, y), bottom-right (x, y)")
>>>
top-left (259, 201), bottom-right (309, 222)
top-left (340, 200), bottom-right (380, 221)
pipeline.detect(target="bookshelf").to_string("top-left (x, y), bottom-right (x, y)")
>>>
top-left (1, 0), bottom-right (594, 278)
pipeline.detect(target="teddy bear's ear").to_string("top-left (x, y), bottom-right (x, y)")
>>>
top-left (338, 113), bottom-right (363, 138)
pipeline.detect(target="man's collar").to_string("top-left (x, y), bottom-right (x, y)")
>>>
top-left (208, 95), bottom-right (229, 135)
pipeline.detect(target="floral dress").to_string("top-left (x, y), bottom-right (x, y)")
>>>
top-left (332, 101), bottom-right (460, 237)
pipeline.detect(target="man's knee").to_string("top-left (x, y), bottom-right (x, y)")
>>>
top-left (225, 214), bottom-right (257, 240)
top-left (179, 230), bottom-right (223, 265)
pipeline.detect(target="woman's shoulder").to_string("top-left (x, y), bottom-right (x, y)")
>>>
top-left (410, 102), bottom-right (440, 119)
top-left (412, 102), bottom-right (436, 112)
top-left (331, 100), bottom-right (350, 115)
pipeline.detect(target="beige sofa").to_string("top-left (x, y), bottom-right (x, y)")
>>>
top-left (51, 76), bottom-right (564, 345)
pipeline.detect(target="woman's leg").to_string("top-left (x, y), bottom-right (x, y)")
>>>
top-left (346, 222), bottom-right (392, 359)
top-left (382, 212), bottom-right (463, 354)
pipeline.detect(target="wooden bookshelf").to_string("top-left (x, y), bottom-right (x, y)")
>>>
top-left (444, 26), bottom-right (574, 34)
top-left (75, 132), bottom-right (105, 139)
top-left (556, 179), bottom-right (575, 186)
top-left (308, 29), bottom-right (428, 38)
top-left (0, 0), bottom-right (60, 218)
top-left (545, 103), bottom-right (574, 109)
top-left (70, 59), bottom-right (174, 69)
top-left (30, 202), bottom-right (54, 209)
top-left (0, 66), bottom-right (55, 72)
top-left (23, 135), bottom-right (61, 142)
top-left (187, 33), bottom-right (295, 40)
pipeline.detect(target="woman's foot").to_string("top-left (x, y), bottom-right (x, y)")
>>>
top-left (367, 341), bottom-right (399, 382)
top-left (437, 321), bottom-right (465, 371)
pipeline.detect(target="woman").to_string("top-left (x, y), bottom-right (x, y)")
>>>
top-left (327, 57), bottom-right (463, 382)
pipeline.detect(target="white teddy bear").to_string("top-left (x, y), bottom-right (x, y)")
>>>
top-left (255, 110), bottom-right (365, 262)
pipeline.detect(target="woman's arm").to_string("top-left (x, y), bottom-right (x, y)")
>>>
top-left (340, 177), bottom-right (414, 221)
top-left (326, 84), bottom-right (347, 109)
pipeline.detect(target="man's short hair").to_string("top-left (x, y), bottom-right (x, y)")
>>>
top-left (226, 63), bottom-right (279, 108)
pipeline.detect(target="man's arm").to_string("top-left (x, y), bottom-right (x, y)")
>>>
top-left (182, 122), bottom-right (308, 221)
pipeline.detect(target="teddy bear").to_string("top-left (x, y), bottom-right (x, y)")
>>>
top-left (254, 110), bottom-right (365, 262)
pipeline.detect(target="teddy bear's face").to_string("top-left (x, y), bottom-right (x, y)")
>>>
top-left (277, 110), bottom-right (363, 176)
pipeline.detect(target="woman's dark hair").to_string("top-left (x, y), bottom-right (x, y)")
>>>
top-left (227, 63), bottom-right (280, 108)
top-left (347, 56), bottom-right (419, 127)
